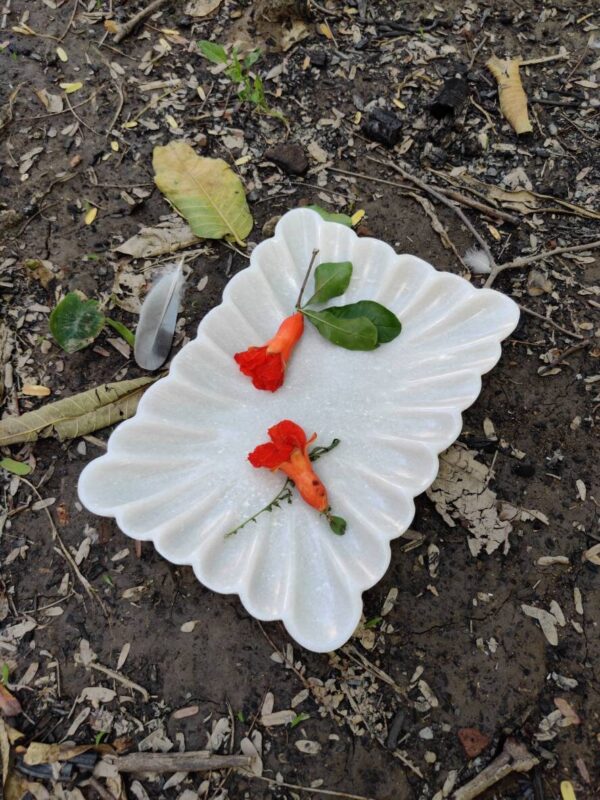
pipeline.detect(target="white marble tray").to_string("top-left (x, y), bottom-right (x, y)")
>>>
top-left (78, 209), bottom-right (519, 652)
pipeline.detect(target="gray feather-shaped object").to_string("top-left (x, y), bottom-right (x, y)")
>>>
top-left (134, 261), bottom-right (185, 371)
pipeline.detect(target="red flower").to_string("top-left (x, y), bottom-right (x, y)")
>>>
top-left (234, 312), bottom-right (304, 392)
top-left (248, 420), bottom-right (328, 512)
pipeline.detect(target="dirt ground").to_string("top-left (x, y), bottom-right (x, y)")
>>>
top-left (1, 1), bottom-right (600, 799)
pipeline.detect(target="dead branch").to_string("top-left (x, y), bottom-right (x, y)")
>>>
top-left (453, 738), bottom-right (539, 800)
top-left (485, 239), bottom-right (600, 287)
top-left (105, 751), bottom-right (253, 773)
top-left (113, 0), bottom-right (170, 44)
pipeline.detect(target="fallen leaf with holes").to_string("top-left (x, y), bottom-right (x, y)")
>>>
top-left (426, 444), bottom-right (513, 556)
top-left (116, 222), bottom-right (200, 259)
top-left (486, 56), bottom-right (532, 134)
top-left (153, 142), bottom-right (253, 246)
top-left (295, 739), bottom-right (321, 755)
top-left (458, 728), bottom-right (491, 759)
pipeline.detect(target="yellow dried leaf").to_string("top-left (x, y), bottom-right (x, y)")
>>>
top-left (153, 142), bottom-right (253, 246)
top-left (351, 209), bottom-right (365, 226)
top-left (12, 23), bottom-right (35, 35)
top-left (165, 114), bottom-right (178, 129)
top-left (317, 21), bottom-right (333, 40)
top-left (353, 111), bottom-right (362, 125)
top-left (60, 81), bottom-right (83, 94)
top-left (110, 140), bottom-right (119, 152)
top-left (104, 19), bottom-right (118, 34)
top-left (486, 224), bottom-right (501, 241)
top-left (56, 46), bottom-right (68, 62)
top-left (560, 782), bottom-right (576, 800)
top-left (22, 384), bottom-right (50, 397)
top-left (486, 56), bottom-right (532, 134)
top-left (123, 120), bottom-right (138, 129)
top-left (84, 207), bottom-right (97, 225)
top-left (393, 98), bottom-right (406, 110)
top-left (235, 155), bottom-right (251, 166)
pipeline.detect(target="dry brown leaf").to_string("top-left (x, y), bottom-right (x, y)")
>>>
top-left (0, 685), bottom-right (22, 717)
top-left (522, 604), bottom-right (559, 646)
top-left (487, 55), bottom-right (532, 134)
top-left (115, 222), bottom-right (200, 259)
top-left (426, 444), bottom-right (513, 556)
top-left (185, 0), bottom-right (223, 16)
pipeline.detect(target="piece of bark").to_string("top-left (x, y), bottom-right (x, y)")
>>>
top-left (105, 751), bottom-right (253, 773)
top-left (431, 77), bottom-right (469, 119)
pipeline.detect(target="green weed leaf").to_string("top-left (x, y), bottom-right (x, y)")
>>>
top-left (325, 300), bottom-right (401, 344)
top-left (49, 292), bottom-right (105, 353)
top-left (302, 308), bottom-right (378, 350)
top-left (197, 40), bottom-right (228, 64)
top-left (305, 261), bottom-right (352, 306)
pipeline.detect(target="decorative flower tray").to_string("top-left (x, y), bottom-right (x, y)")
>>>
top-left (78, 209), bottom-right (519, 652)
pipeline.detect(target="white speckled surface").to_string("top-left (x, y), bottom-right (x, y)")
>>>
top-left (78, 209), bottom-right (519, 652)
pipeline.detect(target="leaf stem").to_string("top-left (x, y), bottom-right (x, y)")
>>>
top-left (295, 248), bottom-right (320, 309)
top-left (225, 438), bottom-right (341, 537)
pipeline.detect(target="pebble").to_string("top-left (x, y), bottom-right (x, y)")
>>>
top-left (310, 49), bottom-right (328, 68)
top-left (362, 108), bottom-right (402, 148)
top-left (264, 142), bottom-right (309, 176)
top-left (419, 727), bottom-right (434, 740)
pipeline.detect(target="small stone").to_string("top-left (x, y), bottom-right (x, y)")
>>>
top-left (264, 142), bottom-right (309, 176)
top-left (362, 109), bottom-right (402, 148)
top-left (425, 751), bottom-right (437, 764)
top-left (419, 727), bottom-right (434, 740)
top-left (512, 462), bottom-right (535, 478)
top-left (458, 728), bottom-right (491, 759)
top-left (310, 49), bottom-right (328, 68)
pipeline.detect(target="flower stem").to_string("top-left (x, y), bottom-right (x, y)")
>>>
top-left (225, 438), bottom-right (341, 537)
top-left (295, 248), bottom-right (320, 309)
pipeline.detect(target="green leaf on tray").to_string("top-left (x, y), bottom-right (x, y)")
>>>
top-left (307, 205), bottom-right (353, 227)
top-left (197, 40), bottom-right (228, 64)
top-left (49, 292), bottom-right (105, 353)
top-left (153, 141), bottom-right (253, 246)
top-left (305, 261), bottom-right (352, 306)
top-left (302, 308), bottom-right (378, 351)
top-left (325, 300), bottom-right (402, 344)
top-left (0, 376), bottom-right (157, 447)
top-left (328, 515), bottom-right (347, 535)
top-left (0, 457), bottom-right (32, 476)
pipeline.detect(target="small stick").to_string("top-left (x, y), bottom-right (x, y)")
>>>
top-left (295, 248), bottom-right (320, 308)
top-left (540, 339), bottom-right (592, 372)
top-left (367, 156), bottom-right (498, 273)
top-left (485, 239), bottom-right (600, 287)
top-left (248, 771), bottom-right (375, 800)
top-left (113, 0), bottom-right (170, 43)
top-left (520, 52), bottom-right (570, 67)
top-left (85, 776), bottom-right (117, 800)
top-left (453, 738), bottom-right (539, 800)
top-left (58, 0), bottom-right (79, 42)
top-left (518, 305), bottom-right (585, 341)
top-left (87, 662), bottom-right (149, 702)
top-left (106, 751), bottom-right (253, 773)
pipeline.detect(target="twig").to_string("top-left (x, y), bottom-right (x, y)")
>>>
top-left (106, 751), bottom-right (252, 773)
top-left (520, 52), bottom-right (570, 67)
top-left (519, 305), bottom-right (585, 341)
top-left (485, 239), bottom-right (600, 287)
top-left (296, 248), bottom-right (320, 308)
top-left (308, 0), bottom-right (344, 17)
top-left (328, 165), bottom-right (518, 223)
top-left (58, 0), bottom-right (78, 41)
top-left (541, 339), bottom-right (592, 372)
top-left (87, 663), bottom-right (149, 701)
top-left (85, 776), bottom-right (117, 800)
top-left (64, 91), bottom-right (103, 136)
top-left (20, 478), bottom-right (107, 615)
top-left (367, 156), bottom-right (498, 272)
top-left (453, 738), bottom-right (539, 800)
top-left (113, 0), bottom-right (170, 43)
top-left (249, 772), bottom-right (375, 800)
